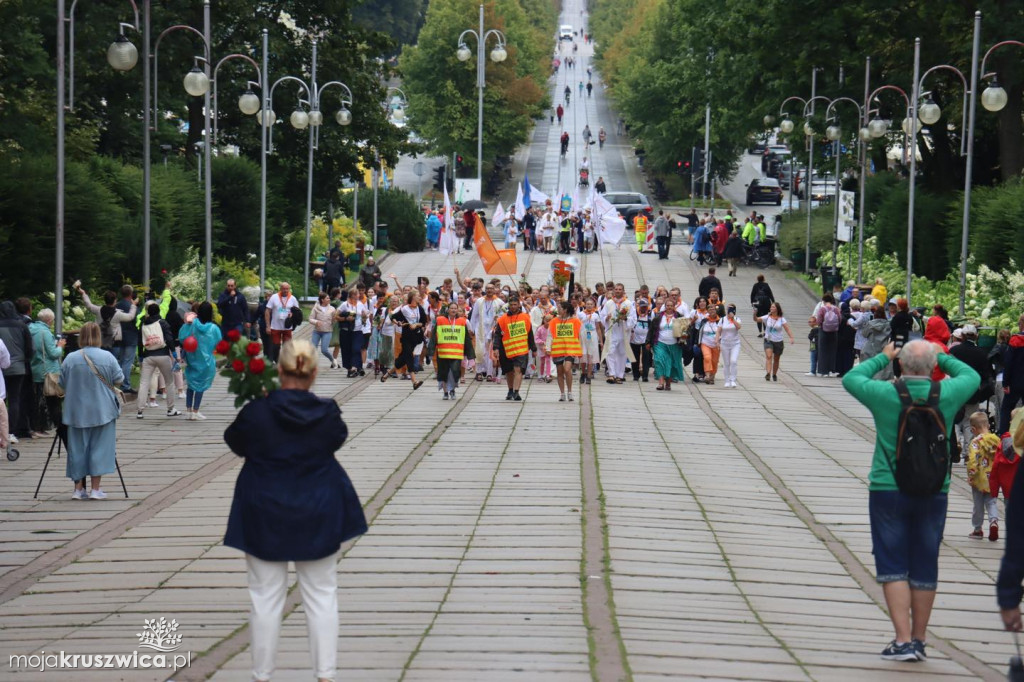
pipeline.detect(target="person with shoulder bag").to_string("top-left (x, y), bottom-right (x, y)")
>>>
top-left (59, 322), bottom-right (125, 500)
top-left (137, 303), bottom-right (180, 419)
top-left (29, 308), bottom-right (66, 434)
top-left (648, 302), bottom-right (685, 391)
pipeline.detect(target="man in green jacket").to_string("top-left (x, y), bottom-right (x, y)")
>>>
top-left (843, 340), bottom-right (979, 663)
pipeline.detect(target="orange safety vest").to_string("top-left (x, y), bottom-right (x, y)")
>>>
top-left (498, 313), bottom-right (532, 358)
top-left (435, 316), bottom-right (467, 360)
top-left (633, 214), bottom-right (648, 233)
top-left (549, 317), bottom-right (582, 357)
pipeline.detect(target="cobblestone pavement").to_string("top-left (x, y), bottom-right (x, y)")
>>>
top-left (0, 0), bottom-right (1014, 678)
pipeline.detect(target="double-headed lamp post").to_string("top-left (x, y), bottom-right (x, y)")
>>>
top-left (56, 0), bottom-right (141, 333)
top-left (823, 97), bottom-right (863, 274)
top-left (456, 4), bottom-right (508, 182)
top-left (264, 39), bottom-right (353, 300)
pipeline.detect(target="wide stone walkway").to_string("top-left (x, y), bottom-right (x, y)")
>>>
top-left (0, 240), bottom-right (1012, 682)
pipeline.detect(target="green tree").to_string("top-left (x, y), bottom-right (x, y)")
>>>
top-left (399, 0), bottom-right (549, 172)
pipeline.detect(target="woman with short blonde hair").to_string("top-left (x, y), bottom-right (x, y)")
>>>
top-left (224, 337), bottom-right (366, 682)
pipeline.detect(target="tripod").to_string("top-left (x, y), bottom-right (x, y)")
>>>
top-left (34, 428), bottom-right (128, 499)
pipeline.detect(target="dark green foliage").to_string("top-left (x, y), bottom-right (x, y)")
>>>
top-left (340, 188), bottom-right (425, 253)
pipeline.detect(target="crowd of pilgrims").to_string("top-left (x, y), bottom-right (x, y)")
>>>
top-left (306, 268), bottom-right (776, 401)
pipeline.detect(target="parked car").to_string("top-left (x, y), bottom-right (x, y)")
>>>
top-left (559, 25), bottom-right (573, 40)
top-left (748, 139), bottom-right (768, 155)
top-left (746, 178), bottom-right (783, 206)
top-left (604, 191), bottom-right (652, 226)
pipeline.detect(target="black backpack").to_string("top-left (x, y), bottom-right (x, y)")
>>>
top-left (891, 380), bottom-right (949, 496)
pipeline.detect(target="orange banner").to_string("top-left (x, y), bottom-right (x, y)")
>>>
top-left (471, 213), bottom-right (518, 276)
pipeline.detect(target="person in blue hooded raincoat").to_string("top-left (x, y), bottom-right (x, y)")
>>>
top-left (178, 301), bottom-right (222, 421)
top-left (425, 211), bottom-right (442, 250)
top-left (224, 338), bottom-right (366, 682)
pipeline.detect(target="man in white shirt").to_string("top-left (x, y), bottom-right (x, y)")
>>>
top-left (601, 283), bottom-right (633, 382)
top-left (264, 281), bottom-right (298, 363)
top-left (471, 284), bottom-right (505, 381)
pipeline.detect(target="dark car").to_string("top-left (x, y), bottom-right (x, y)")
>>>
top-left (604, 191), bottom-right (652, 226)
top-left (746, 178), bottom-right (783, 206)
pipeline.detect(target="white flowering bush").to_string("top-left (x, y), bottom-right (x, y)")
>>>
top-left (166, 246), bottom-right (207, 303)
top-left (828, 237), bottom-right (1022, 333)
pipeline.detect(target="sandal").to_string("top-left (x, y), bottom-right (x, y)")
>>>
top-left (412, 381), bottom-right (423, 390)
top-left (475, 373), bottom-right (485, 382)
top-left (656, 385), bottom-right (665, 391)
top-left (380, 373), bottom-right (388, 383)
top-left (606, 378), bottom-right (616, 384)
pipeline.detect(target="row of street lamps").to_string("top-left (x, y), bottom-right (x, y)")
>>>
top-left (56, 2), bottom-right (512, 330)
top-left (54, 1), bottom-right (361, 331)
top-left (773, 11), bottom-right (1022, 314)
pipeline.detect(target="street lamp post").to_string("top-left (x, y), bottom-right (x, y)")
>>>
top-left (456, 4), bottom-right (508, 182)
top-left (910, 15), bottom-right (978, 314)
top-left (907, 38), bottom-right (921, 307)
top-left (153, 21), bottom-right (212, 298)
top-left (824, 97), bottom-right (862, 274)
top-left (56, 0), bottom-right (141, 333)
top-left (265, 40), bottom-right (354, 300)
top-left (375, 86), bottom-right (408, 252)
top-left (967, 23), bottom-right (1024, 314)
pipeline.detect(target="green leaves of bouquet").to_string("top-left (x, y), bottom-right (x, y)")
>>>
top-left (214, 329), bottom-right (278, 407)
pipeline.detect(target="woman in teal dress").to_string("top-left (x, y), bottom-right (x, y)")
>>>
top-left (178, 301), bottom-right (222, 421)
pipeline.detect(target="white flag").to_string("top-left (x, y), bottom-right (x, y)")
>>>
top-left (491, 201), bottom-right (506, 227)
top-left (513, 183), bottom-right (526, 220)
top-left (594, 193), bottom-right (626, 247)
top-left (439, 185), bottom-right (458, 255)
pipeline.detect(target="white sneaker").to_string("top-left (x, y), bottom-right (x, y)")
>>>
top-left (8, 434), bottom-right (17, 444)
top-left (559, 393), bottom-right (566, 402)
top-left (330, 359), bottom-right (337, 369)
top-left (805, 372), bottom-right (817, 377)
top-left (166, 409), bottom-right (181, 417)
top-left (89, 489), bottom-right (107, 500)
top-left (72, 488), bottom-right (88, 501)
top-left (146, 399), bottom-right (159, 408)
top-left (567, 392), bottom-right (574, 401)
top-left (177, 391), bottom-right (186, 399)
top-left (193, 411), bottom-right (207, 420)
top-left (136, 411), bottom-right (144, 419)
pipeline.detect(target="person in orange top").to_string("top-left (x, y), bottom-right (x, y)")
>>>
top-left (548, 301), bottom-right (583, 402)
top-left (433, 302), bottom-right (473, 400)
top-left (492, 295), bottom-right (535, 402)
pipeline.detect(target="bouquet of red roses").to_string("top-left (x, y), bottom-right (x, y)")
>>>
top-left (214, 329), bottom-right (278, 407)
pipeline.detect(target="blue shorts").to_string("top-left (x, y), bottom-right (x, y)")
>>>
top-left (869, 490), bottom-right (947, 590)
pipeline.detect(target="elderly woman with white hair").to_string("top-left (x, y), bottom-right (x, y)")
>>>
top-left (28, 308), bottom-right (65, 436)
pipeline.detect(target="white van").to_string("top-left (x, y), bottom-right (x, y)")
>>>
top-left (559, 25), bottom-right (573, 40)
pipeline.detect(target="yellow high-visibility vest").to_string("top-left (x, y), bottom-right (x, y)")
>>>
top-left (549, 317), bottom-right (582, 356)
top-left (436, 316), bottom-right (467, 359)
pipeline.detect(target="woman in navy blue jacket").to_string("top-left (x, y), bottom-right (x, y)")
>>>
top-left (224, 339), bottom-right (366, 682)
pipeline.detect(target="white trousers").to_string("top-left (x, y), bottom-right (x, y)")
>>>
top-left (721, 343), bottom-right (741, 383)
top-left (246, 552), bottom-right (338, 682)
top-left (605, 338), bottom-right (627, 379)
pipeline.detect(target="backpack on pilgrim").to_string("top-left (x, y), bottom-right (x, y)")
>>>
top-left (822, 304), bottom-right (840, 332)
top-left (141, 319), bottom-right (166, 351)
top-left (890, 379), bottom-right (949, 496)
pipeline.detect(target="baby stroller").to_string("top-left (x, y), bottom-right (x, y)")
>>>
top-left (579, 167), bottom-right (589, 188)
top-left (5, 442), bottom-right (18, 462)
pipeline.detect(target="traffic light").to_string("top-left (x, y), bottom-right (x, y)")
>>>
top-left (433, 164), bottom-right (447, 192)
top-left (675, 160), bottom-right (691, 176)
top-left (455, 154), bottom-right (464, 175)
top-left (694, 148), bottom-right (707, 176)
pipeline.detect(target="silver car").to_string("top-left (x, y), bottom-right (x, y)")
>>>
top-left (603, 191), bottom-right (652, 226)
